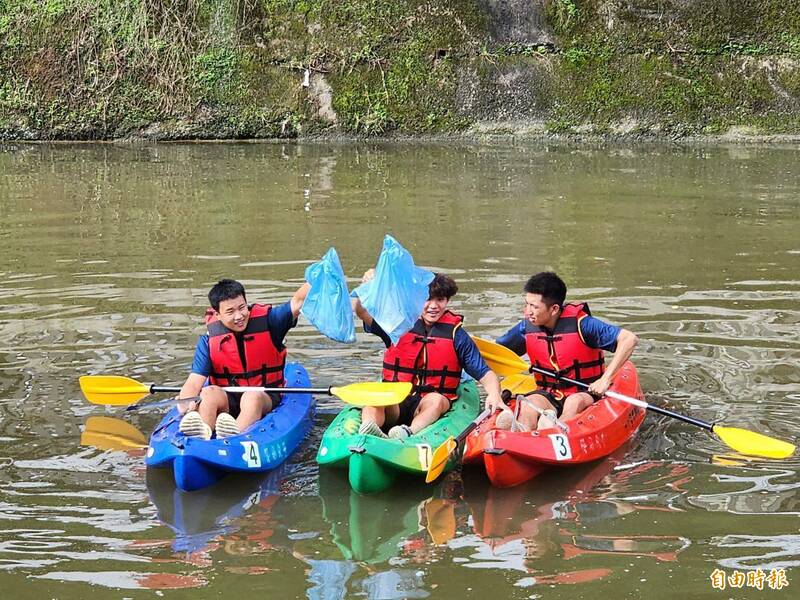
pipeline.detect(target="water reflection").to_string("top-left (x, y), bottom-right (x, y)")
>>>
top-left (457, 448), bottom-right (691, 586)
top-left (716, 534), bottom-right (800, 571)
top-left (146, 465), bottom-right (289, 553)
top-left (691, 465), bottom-right (800, 515)
top-left (292, 469), bottom-right (459, 599)
top-left (317, 469), bottom-right (442, 563)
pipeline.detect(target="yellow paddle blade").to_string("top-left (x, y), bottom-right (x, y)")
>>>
top-left (79, 375), bottom-right (151, 406)
top-left (80, 416), bottom-right (148, 450)
top-left (501, 373), bottom-right (539, 395)
top-left (425, 437), bottom-right (458, 483)
top-left (713, 425), bottom-right (796, 459)
top-left (424, 498), bottom-right (456, 545)
top-left (471, 336), bottom-right (529, 376)
top-left (330, 382), bottom-right (412, 407)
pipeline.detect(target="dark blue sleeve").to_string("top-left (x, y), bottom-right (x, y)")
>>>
top-left (190, 335), bottom-right (212, 376)
top-left (496, 321), bottom-right (528, 356)
top-left (579, 316), bottom-right (621, 351)
top-left (363, 319), bottom-right (392, 349)
top-left (454, 328), bottom-right (490, 381)
top-left (267, 301), bottom-right (299, 350)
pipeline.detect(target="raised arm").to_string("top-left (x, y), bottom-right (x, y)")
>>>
top-left (352, 268), bottom-right (376, 326)
top-left (352, 296), bottom-right (374, 326)
top-left (290, 282), bottom-right (312, 319)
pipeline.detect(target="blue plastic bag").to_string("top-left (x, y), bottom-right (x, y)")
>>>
top-left (302, 248), bottom-right (356, 343)
top-left (352, 235), bottom-right (434, 346)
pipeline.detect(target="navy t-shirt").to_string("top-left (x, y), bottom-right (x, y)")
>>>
top-left (190, 301), bottom-right (297, 376)
top-left (365, 320), bottom-right (490, 381)
top-left (496, 315), bottom-right (621, 356)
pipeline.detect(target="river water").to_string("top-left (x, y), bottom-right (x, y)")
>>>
top-left (0, 141), bottom-right (797, 599)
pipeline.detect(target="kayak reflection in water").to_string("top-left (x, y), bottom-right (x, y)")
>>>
top-left (496, 271), bottom-right (639, 431)
top-left (176, 278), bottom-right (311, 440)
top-left (353, 270), bottom-right (505, 439)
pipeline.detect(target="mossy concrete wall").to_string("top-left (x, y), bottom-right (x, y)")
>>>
top-left (1, 1), bottom-right (798, 140)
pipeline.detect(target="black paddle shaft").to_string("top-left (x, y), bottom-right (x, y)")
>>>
top-left (149, 385), bottom-right (334, 395)
top-left (127, 385), bottom-right (336, 412)
top-left (456, 409), bottom-right (493, 444)
top-left (527, 365), bottom-right (715, 432)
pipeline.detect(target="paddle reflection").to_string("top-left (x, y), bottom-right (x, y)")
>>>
top-left (80, 416), bottom-right (148, 453)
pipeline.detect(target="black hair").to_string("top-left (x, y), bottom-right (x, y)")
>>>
top-left (523, 272), bottom-right (566, 308)
top-left (428, 273), bottom-right (458, 300)
top-left (208, 279), bottom-right (247, 311)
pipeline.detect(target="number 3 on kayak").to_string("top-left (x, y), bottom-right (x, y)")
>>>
top-left (549, 434), bottom-right (572, 460)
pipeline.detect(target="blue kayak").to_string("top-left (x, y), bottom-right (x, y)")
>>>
top-left (145, 362), bottom-right (314, 491)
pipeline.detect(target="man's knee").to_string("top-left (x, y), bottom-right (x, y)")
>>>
top-left (200, 386), bottom-right (227, 406)
top-left (240, 391), bottom-right (271, 415)
top-left (421, 393), bottom-right (450, 414)
top-left (563, 392), bottom-right (592, 412)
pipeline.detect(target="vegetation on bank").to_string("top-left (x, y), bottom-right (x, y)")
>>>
top-left (1, 0), bottom-right (798, 139)
top-left (542, 0), bottom-right (800, 134)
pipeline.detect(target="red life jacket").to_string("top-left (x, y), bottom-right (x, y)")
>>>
top-left (524, 302), bottom-right (605, 399)
top-left (205, 303), bottom-right (286, 388)
top-left (381, 311), bottom-right (464, 399)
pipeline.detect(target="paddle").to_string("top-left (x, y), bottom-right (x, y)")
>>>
top-left (501, 372), bottom-right (540, 395)
top-left (80, 416), bottom-right (148, 450)
top-left (472, 336), bottom-right (796, 459)
top-left (79, 375), bottom-right (412, 409)
top-left (425, 408), bottom-right (492, 483)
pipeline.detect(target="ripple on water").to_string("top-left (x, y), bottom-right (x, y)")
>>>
top-left (714, 534), bottom-right (800, 571)
top-left (688, 464), bottom-right (800, 515)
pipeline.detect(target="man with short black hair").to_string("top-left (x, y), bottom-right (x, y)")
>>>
top-left (353, 271), bottom-right (505, 439)
top-left (496, 271), bottom-right (638, 431)
top-left (177, 278), bottom-right (310, 440)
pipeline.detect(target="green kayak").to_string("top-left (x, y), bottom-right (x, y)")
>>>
top-left (316, 381), bottom-right (481, 494)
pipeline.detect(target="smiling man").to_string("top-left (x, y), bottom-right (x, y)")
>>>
top-left (496, 271), bottom-right (638, 431)
top-left (177, 278), bottom-right (310, 440)
top-left (353, 271), bottom-right (504, 439)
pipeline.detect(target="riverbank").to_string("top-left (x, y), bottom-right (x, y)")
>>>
top-left (2, 1), bottom-right (798, 141)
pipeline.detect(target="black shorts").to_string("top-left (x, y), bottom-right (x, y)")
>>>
top-left (397, 392), bottom-right (453, 426)
top-left (223, 391), bottom-right (281, 419)
top-left (397, 393), bottom-right (423, 426)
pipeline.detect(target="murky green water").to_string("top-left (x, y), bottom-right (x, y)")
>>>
top-left (0, 141), bottom-right (798, 599)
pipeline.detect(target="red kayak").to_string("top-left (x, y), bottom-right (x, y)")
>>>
top-left (463, 361), bottom-right (646, 487)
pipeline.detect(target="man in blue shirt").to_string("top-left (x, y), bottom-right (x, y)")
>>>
top-left (354, 270), bottom-right (504, 439)
top-left (177, 278), bottom-right (310, 440)
top-left (495, 272), bottom-right (638, 431)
